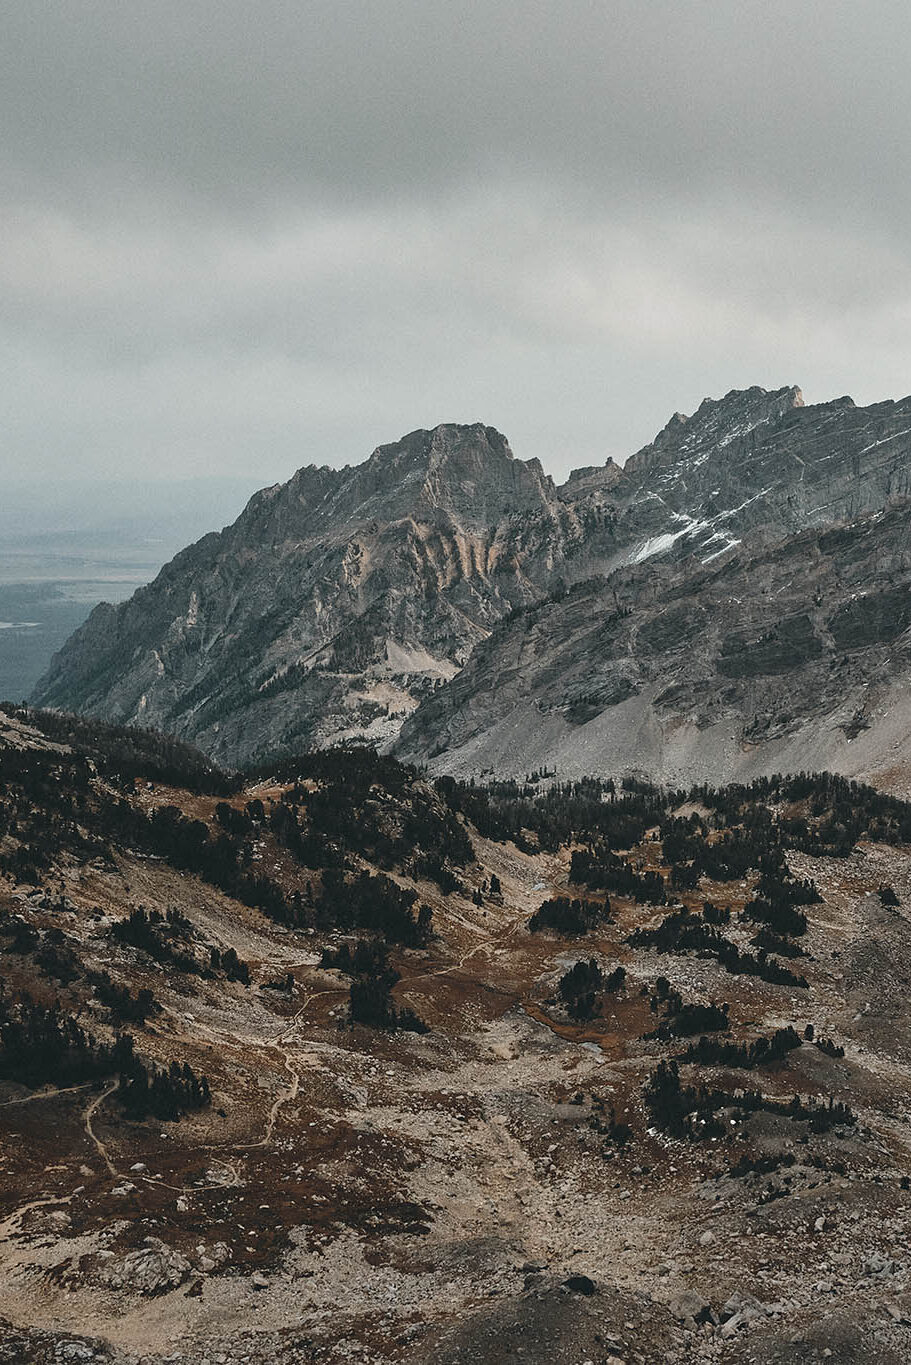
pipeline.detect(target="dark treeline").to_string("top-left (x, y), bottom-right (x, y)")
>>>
top-left (569, 847), bottom-right (668, 903)
top-left (0, 744), bottom-right (104, 882)
top-left (7, 711), bottom-right (911, 895)
top-left (6, 712), bottom-right (911, 939)
top-left (0, 992), bottom-right (131, 1088)
top-left (0, 993), bottom-right (210, 1120)
top-left (679, 1026), bottom-right (802, 1069)
top-left (557, 957), bottom-right (625, 1020)
top-left (253, 747), bottom-right (474, 880)
top-left (98, 798), bottom-right (433, 946)
top-left (2, 920), bottom-right (83, 988)
top-left (644, 991), bottom-right (730, 1040)
top-left (111, 907), bottom-right (209, 977)
top-left (739, 848), bottom-right (819, 938)
top-left (118, 1057), bottom-right (211, 1121)
top-left (694, 771), bottom-right (911, 856)
top-left (1, 917), bottom-right (39, 954)
top-left (629, 906), bottom-right (808, 988)
top-left (436, 765), bottom-right (911, 866)
top-left (110, 907), bottom-right (251, 984)
top-left (814, 1036), bottom-right (846, 1058)
top-left (318, 935), bottom-right (427, 1032)
top-left (91, 971), bottom-right (159, 1024)
top-left (209, 946), bottom-right (251, 984)
top-left (2, 704), bottom-right (236, 795)
top-left (660, 815), bottom-right (774, 883)
top-left (247, 745), bottom-right (414, 795)
top-left (34, 928), bottom-right (82, 984)
top-left (316, 869), bottom-right (434, 946)
top-left (755, 851), bottom-right (821, 905)
top-left (434, 773), bottom-right (664, 854)
top-left (0, 739), bottom-right (467, 925)
top-left (643, 1058), bottom-right (855, 1141)
top-left (529, 896), bottom-right (611, 936)
top-left (320, 939), bottom-right (390, 977)
top-left (349, 972), bottom-right (428, 1033)
top-left (751, 927), bottom-right (806, 958)
top-left (742, 897), bottom-right (807, 938)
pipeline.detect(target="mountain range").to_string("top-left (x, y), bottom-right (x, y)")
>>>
top-left (33, 384), bottom-right (911, 790)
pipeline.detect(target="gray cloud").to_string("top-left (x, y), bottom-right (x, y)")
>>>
top-left (2, 1), bottom-right (910, 486)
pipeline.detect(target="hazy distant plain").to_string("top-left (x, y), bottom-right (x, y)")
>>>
top-left (0, 540), bottom-right (165, 702)
top-left (0, 475), bottom-right (259, 703)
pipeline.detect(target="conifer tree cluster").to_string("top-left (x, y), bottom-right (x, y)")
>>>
top-left (569, 847), bottom-right (668, 903)
top-left (643, 1058), bottom-right (855, 1141)
top-left (109, 907), bottom-right (251, 983)
top-left (679, 1026), bottom-right (802, 1070)
top-left (0, 992), bottom-right (209, 1120)
top-left (557, 958), bottom-right (625, 1019)
top-left (91, 971), bottom-right (159, 1024)
top-left (528, 896), bottom-right (611, 936)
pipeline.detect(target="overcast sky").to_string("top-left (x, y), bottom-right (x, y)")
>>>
top-left (3, 0), bottom-right (911, 491)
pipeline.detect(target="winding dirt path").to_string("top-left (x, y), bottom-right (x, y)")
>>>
top-left (0, 1081), bottom-right (119, 1238)
top-left (0, 1191), bottom-right (78, 1240)
top-left (241, 1046), bottom-right (301, 1151)
top-left (83, 1080), bottom-right (120, 1177)
top-left (397, 901), bottom-right (533, 1003)
top-left (0, 1083), bottom-right (92, 1109)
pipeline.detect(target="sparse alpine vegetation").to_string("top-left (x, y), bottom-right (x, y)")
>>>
top-left (2, 710), bottom-right (911, 1361)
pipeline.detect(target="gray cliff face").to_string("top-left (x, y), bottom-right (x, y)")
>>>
top-left (33, 389), bottom-right (911, 781)
top-left (583, 385), bottom-right (911, 570)
top-left (395, 500), bottom-right (911, 790)
top-left (33, 423), bottom-right (603, 764)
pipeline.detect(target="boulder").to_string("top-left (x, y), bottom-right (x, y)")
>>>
top-left (101, 1237), bottom-right (192, 1294)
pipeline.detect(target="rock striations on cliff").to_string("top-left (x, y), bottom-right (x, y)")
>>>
top-left (33, 422), bottom-right (609, 764)
top-left (33, 386), bottom-right (911, 785)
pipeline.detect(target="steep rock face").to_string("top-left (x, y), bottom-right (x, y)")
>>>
top-left (589, 385), bottom-right (911, 569)
top-left (396, 499), bottom-right (911, 790)
top-left (33, 424), bottom-right (613, 764)
top-left (34, 387), bottom-right (911, 777)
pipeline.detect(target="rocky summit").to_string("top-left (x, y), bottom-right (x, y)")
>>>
top-left (32, 386), bottom-right (911, 787)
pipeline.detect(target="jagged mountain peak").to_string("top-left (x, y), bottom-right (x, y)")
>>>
top-left (220, 423), bottom-right (550, 547)
top-left (688, 382), bottom-right (804, 425)
top-left (32, 385), bottom-right (911, 774)
top-left (306, 421), bottom-right (556, 530)
top-left (625, 384), bottom-right (804, 478)
top-left (367, 421), bottom-right (514, 471)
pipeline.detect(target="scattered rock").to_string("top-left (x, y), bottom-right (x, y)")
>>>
top-left (100, 1237), bottom-right (192, 1294)
top-left (670, 1290), bottom-right (712, 1323)
top-left (719, 1291), bottom-right (765, 1338)
top-left (196, 1242), bottom-right (231, 1274)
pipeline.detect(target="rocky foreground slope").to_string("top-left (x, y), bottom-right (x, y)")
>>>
top-left (5, 707), bottom-right (911, 1362)
top-left (32, 385), bottom-right (911, 783)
